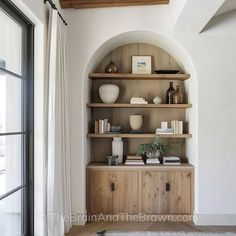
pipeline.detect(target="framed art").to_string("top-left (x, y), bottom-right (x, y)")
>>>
top-left (132, 56), bottom-right (152, 74)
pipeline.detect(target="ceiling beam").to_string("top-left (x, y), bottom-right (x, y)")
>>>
top-left (60, 0), bottom-right (169, 9)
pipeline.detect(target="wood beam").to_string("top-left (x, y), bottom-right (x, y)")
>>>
top-left (60, 0), bottom-right (169, 9)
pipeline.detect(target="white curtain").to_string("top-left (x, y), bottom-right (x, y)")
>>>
top-left (45, 9), bottom-right (71, 236)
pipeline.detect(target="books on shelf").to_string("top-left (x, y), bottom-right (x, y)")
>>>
top-left (156, 120), bottom-right (183, 135)
top-left (156, 128), bottom-right (174, 135)
top-left (95, 119), bottom-right (111, 134)
top-left (163, 156), bottom-right (181, 165)
top-left (146, 158), bottom-right (160, 165)
top-left (130, 97), bottom-right (148, 104)
top-left (171, 120), bottom-right (183, 134)
top-left (125, 155), bottom-right (144, 165)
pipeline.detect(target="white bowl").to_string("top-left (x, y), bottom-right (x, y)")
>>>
top-left (99, 84), bottom-right (119, 104)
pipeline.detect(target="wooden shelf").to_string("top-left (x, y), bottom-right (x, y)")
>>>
top-left (87, 162), bottom-right (194, 171)
top-left (89, 73), bottom-right (190, 81)
top-left (87, 133), bottom-right (192, 139)
top-left (87, 103), bottom-right (192, 109)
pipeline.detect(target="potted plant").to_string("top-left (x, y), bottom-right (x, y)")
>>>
top-left (137, 136), bottom-right (166, 161)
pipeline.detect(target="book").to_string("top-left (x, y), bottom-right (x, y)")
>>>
top-left (99, 120), bottom-right (105, 134)
top-left (156, 128), bottom-right (174, 135)
top-left (94, 120), bottom-right (99, 134)
top-left (125, 160), bottom-right (144, 165)
top-left (126, 155), bottom-right (142, 160)
top-left (178, 121), bottom-right (183, 134)
top-left (146, 159), bottom-right (160, 164)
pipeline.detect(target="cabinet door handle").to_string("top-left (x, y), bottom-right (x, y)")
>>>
top-left (111, 182), bottom-right (115, 192)
top-left (166, 183), bottom-right (170, 192)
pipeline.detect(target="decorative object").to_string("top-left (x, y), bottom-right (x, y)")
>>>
top-left (105, 61), bottom-right (118, 73)
top-left (137, 136), bottom-right (166, 159)
top-left (130, 97), bottom-right (148, 104)
top-left (99, 84), bottom-right (119, 104)
top-left (161, 122), bottom-right (168, 129)
top-left (106, 155), bottom-right (118, 166)
top-left (173, 85), bottom-right (183, 104)
top-left (112, 137), bottom-right (123, 164)
top-left (153, 96), bottom-right (162, 104)
top-left (110, 126), bottom-right (122, 133)
top-left (129, 115), bottom-right (143, 131)
top-left (154, 69), bottom-right (179, 74)
top-left (132, 56), bottom-right (152, 74)
top-left (166, 81), bottom-right (175, 104)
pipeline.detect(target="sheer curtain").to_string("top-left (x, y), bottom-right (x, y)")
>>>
top-left (45, 8), bottom-right (71, 236)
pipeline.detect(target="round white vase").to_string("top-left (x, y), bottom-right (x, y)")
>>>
top-left (153, 96), bottom-right (162, 104)
top-left (112, 137), bottom-right (123, 164)
top-left (99, 84), bottom-right (119, 104)
top-left (130, 115), bottom-right (143, 130)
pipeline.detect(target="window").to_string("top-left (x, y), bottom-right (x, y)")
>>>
top-left (0, 0), bottom-right (34, 235)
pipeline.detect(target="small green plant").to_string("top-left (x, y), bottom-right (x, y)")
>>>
top-left (137, 136), bottom-right (166, 156)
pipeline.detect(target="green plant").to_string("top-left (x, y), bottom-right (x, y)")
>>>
top-left (137, 136), bottom-right (166, 156)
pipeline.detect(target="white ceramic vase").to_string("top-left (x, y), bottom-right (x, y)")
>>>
top-left (153, 96), bottom-right (162, 104)
top-left (130, 115), bottom-right (143, 130)
top-left (112, 137), bottom-right (123, 164)
top-left (99, 84), bottom-right (119, 104)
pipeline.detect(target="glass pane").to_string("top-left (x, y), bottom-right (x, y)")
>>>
top-left (0, 9), bottom-right (22, 75)
top-left (0, 135), bottom-right (22, 197)
top-left (0, 190), bottom-right (22, 236)
top-left (0, 73), bottom-right (23, 133)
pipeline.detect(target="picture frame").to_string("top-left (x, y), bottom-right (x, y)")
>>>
top-left (132, 56), bottom-right (152, 74)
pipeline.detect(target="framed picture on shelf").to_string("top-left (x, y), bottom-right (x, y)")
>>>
top-left (132, 56), bottom-right (152, 74)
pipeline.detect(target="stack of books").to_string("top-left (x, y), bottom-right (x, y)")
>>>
top-left (146, 158), bottom-right (160, 165)
top-left (130, 97), bottom-right (148, 104)
top-left (156, 128), bottom-right (174, 135)
top-left (94, 119), bottom-right (111, 134)
top-left (125, 155), bottom-right (145, 165)
top-left (171, 120), bottom-right (183, 134)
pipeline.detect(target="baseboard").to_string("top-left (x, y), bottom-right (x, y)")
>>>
top-left (194, 214), bottom-right (236, 226)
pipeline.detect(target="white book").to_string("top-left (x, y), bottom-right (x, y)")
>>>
top-left (104, 119), bottom-right (108, 133)
top-left (175, 120), bottom-right (179, 134)
top-left (99, 120), bottom-right (105, 134)
top-left (178, 121), bottom-right (183, 134)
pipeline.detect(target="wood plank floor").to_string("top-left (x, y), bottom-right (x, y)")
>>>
top-left (66, 222), bottom-right (236, 236)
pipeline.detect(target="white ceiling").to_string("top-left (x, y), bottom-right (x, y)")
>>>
top-left (215, 0), bottom-right (236, 17)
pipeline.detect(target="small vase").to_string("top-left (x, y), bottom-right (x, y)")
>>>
top-left (105, 61), bottom-right (118, 73)
top-left (112, 137), bottom-right (123, 164)
top-left (166, 81), bottom-right (175, 104)
top-left (153, 96), bottom-right (162, 104)
top-left (130, 115), bottom-right (143, 131)
top-left (173, 85), bottom-right (183, 104)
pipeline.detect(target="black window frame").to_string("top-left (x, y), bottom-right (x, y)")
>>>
top-left (0, 0), bottom-right (34, 235)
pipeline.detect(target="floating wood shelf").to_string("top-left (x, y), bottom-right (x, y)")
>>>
top-left (87, 103), bottom-right (192, 109)
top-left (87, 133), bottom-right (192, 139)
top-left (89, 73), bottom-right (190, 81)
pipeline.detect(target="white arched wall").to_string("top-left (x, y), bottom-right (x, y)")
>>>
top-left (77, 30), bottom-right (198, 223)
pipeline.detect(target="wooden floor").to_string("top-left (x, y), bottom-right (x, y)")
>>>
top-left (66, 222), bottom-right (236, 236)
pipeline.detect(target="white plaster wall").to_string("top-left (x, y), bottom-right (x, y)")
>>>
top-left (65, 6), bottom-right (236, 225)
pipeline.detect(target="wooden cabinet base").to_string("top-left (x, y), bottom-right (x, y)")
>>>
top-left (87, 164), bottom-right (194, 218)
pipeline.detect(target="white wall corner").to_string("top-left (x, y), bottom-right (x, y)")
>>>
top-left (173, 0), bottom-right (226, 34)
top-left (194, 214), bottom-right (236, 226)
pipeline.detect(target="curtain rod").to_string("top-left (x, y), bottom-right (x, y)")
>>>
top-left (44, 0), bottom-right (68, 26)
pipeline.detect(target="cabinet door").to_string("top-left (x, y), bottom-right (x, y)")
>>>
top-left (159, 172), bottom-right (175, 214)
top-left (89, 171), bottom-right (113, 214)
top-left (160, 171), bottom-right (191, 214)
top-left (141, 171), bottom-right (161, 214)
top-left (174, 172), bottom-right (191, 214)
top-left (112, 172), bottom-right (138, 214)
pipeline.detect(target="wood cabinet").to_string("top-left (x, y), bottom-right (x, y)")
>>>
top-left (89, 170), bottom-right (138, 214)
top-left (87, 164), bottom-right (194, 216)
top-left (141, 171), bottom-right (192, 214)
